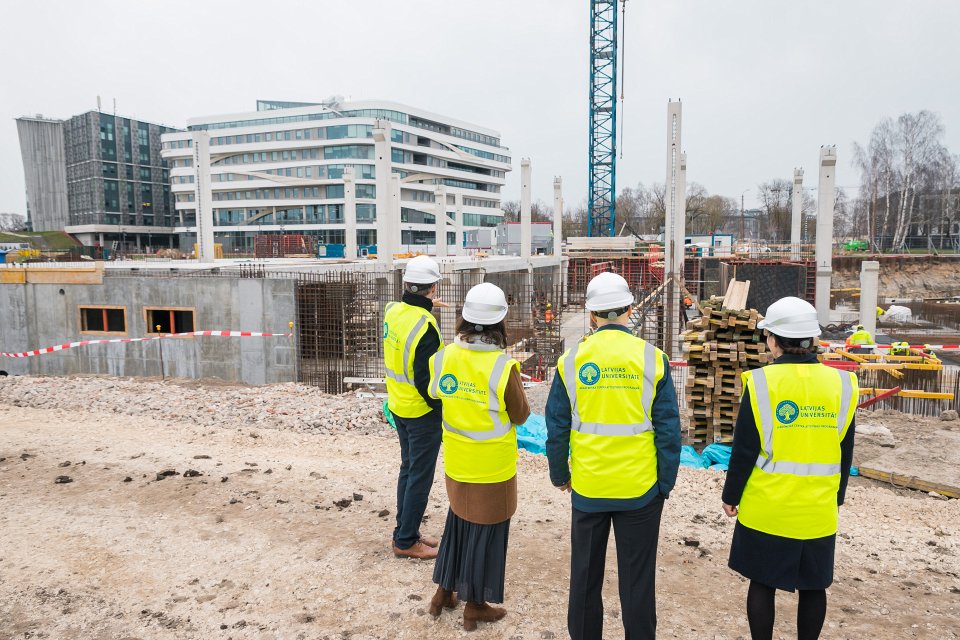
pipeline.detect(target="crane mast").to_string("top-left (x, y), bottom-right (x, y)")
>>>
top-left (587, 0), bottom-right (619, 237)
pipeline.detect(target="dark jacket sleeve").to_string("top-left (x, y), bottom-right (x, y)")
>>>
top-left (838, 418), bottom-right (856, 505)
top-left (722, 387), bottom-right (761, 506)
top-left (545, 372), bottom-right (572, 486)
top-left (652, 354), bottom-right (681, 497)
top-left (412, 324), bottom-right (442, 411)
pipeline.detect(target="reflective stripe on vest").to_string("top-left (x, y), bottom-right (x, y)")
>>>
top-left (561, 338), bottom-right (658, 436)
top-left (385, 314), bottom-right (427, 385)
top-left (431, 349), bottom-right (512, 441)
top-left (751, 367), bottom-right (854, 476)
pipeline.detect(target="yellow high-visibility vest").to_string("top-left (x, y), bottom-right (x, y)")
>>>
top-left (383, 301), bottom-right (442, 418)
top-left (738, 363), bottom-right (858, 539)
top-left (428, 343), bottom-right (519, 484)
top-left (556, 329), bottom-right (664, 499)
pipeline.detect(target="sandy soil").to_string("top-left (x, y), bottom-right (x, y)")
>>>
top-left (1, 380), bottom-right (959, 639)
top-left (833, 261), bottom-right (960, 299)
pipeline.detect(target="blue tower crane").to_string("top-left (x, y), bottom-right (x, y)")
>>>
top-left (587, 0), bottom-right (620, 237)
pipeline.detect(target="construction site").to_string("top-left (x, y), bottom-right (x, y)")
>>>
top-left (3, 2), bottom-right (960, 639)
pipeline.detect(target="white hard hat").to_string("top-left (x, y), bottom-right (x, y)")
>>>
top-left (757, 296), bottom-right (822, 338)
top-left (403, 255), bottom-right (441, 284)
top-left (585, 272), bottom-right (634, 312)
top-left (462, 282), bottom-right (508, 325)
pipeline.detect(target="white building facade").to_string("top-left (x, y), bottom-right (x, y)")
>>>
top-left (160, 99), bottom-right (510, 255)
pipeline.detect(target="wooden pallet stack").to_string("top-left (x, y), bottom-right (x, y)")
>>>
top-left (683, 281), bottom-right (773, 444)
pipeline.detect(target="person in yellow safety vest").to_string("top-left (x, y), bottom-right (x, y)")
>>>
top-left (845, 324), bottom-right (873, 347)
top-left (384, 255), bottom-right (447, 560)
top-left (876, 306), bottom-right (885, 319)
top-left (426, 282), bottom-right (531, 631)
top-left (889, 341), bottom-right (912, 356)
top-left (722, 296), bottom-right (858, 640)
top-left (546, 272), bottom-right (681, 640)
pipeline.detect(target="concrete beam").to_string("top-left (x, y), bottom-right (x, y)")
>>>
top-left (342, 167), bottom-right (358, 260)
top-left (859, 260), bottom-right (880, 337)
top-left (815, 146), bottom-right (837, 325)
top-left (791, 167), bottom-right (804, 261)
top-left (520, 158), bottom-right (532, 261)
top-left (663, 101), bottom-right (684, 358)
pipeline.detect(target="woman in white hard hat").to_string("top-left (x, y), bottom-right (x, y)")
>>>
top-left (426, 282), bottom-right (530, 631)
top-left (722, 296), bottom-right (858, 640)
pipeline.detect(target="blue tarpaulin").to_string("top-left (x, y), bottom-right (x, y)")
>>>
top-left (517, 414), bottom-right (548, 455)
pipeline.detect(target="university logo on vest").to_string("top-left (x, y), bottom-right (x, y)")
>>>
top-left (578, 362), bottom-right (601, 386)
top-left (776, 400), bottom-right (800, 424)
top-left (439, 374), bottom-right (459, 395)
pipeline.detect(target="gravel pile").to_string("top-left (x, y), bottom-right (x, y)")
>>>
top-left (0, 376), bottom-right (389, 435)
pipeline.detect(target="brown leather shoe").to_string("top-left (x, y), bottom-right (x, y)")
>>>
top-left (428, 586), bottom-right (459, 617)
top-left (419, 534), bottom-right (440, 548)
top-left (392, 541), bottom-right (438, 560)
top-left (463, 601), bottom-right (506, 631)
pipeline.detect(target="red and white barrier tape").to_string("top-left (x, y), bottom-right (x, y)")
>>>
top-left (1, 330), bottom-right (292, 359)
top-left (825, 343), bottom-right (960, 351)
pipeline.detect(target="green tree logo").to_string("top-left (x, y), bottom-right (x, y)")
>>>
top-left (776, 400), bottom-right (800, 424)
top-left (578, 362), bottom-right (601, 386)
top-left (439, 374), bottom-right (459, 395)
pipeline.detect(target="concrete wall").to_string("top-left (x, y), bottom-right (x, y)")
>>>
top-left (0, 275), bottom-right (296, 384)
top-left (16, 118), bottom-right (69, 231)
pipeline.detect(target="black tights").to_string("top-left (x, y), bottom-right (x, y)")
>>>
top-left (747, 581), bottom-right (827, 640)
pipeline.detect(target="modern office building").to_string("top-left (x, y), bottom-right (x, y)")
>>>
top-left (160, 99), bottom-right (511, 254)
top-left (16, 111), bottom-right (180, 250)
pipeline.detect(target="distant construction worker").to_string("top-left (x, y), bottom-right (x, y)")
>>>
top-left (876, 306), bottom-right (885, 319)
top-left (889, 341), bottom-right (912, 356)
top-left (428, 283), bottom-right (530, 631)
top-left (722, 296), bottom-right (857, 640)
top-left (384, 255), bottom-right (446, 560)
top-left (845, 324), bottom-right (873, 348)
top-left (544, 303), bottom-right (555, 335)
top-left (546, 272), bottom-right (681, 640)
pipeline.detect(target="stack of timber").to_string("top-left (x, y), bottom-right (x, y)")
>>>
top-left (683, 280), bottom-right (772, 444)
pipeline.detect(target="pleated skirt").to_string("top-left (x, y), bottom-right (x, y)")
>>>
top-left (432, 508), bottom-right (511, 604)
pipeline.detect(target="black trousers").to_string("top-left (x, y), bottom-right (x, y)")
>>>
top-left (568, 497), bottom-right (664, 640)
top-left (392, 411), bottom-right (442, 549)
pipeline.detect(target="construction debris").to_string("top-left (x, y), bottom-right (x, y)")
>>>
top-left (683, 286), bottom-right (772, 444)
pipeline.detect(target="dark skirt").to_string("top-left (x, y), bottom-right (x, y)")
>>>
top-left (728, 520), bottom-right (836, 592)
top-left (432, 508), bottom-right (510, 604)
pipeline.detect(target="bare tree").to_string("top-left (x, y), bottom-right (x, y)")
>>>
top-left (0, 212), bottom-right (27, 232)
top-left (757, 179), bottom-right (793, 242)
top-left (853, 111), bottom-right (952, 249)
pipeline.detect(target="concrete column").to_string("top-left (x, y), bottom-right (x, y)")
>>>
top-left (815, 146), bottom-right (837, 325)
top-left (192, 130), bottom-right (215, 263)
top-left (520, 158), bottom-right (532, 260)
top-left (553, 176), bottom-right (563, 257)
top-left (373, 121), bottom-right (393, 267)
top-left (342, 166), bottom-right (357, 260)
top-left (859, 260), bottom-right (880, 337)
top-left (454, 192), bottom-right (464, 255)
top-left (791, 168), bottom-right (804, 261)
top-left (663, 101), bottom-right (684, 358)
top-left (434, 185), bottom-right (448, 257)
top-left (388, 174), bottom-right (401, 263)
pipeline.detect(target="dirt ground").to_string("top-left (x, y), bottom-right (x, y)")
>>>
top-left (833, 260), bottom-right (960, 298)
top-left (1, 380), bottom-right (959, 639)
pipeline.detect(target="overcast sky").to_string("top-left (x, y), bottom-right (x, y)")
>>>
top-left (2, 0), bottom-right (958, 216)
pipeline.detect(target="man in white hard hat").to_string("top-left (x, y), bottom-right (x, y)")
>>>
top-left (721, 296), bottom-right (856, 639)
top-left (384, 255), bottom-right (446, 560)
top-left (546, 271), bottom-right (681, 640)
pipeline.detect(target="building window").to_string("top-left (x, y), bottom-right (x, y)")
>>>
top-left (79, 306), bottom-right (126, 335)
top-left (145, 308), bottom-right (195, 334)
